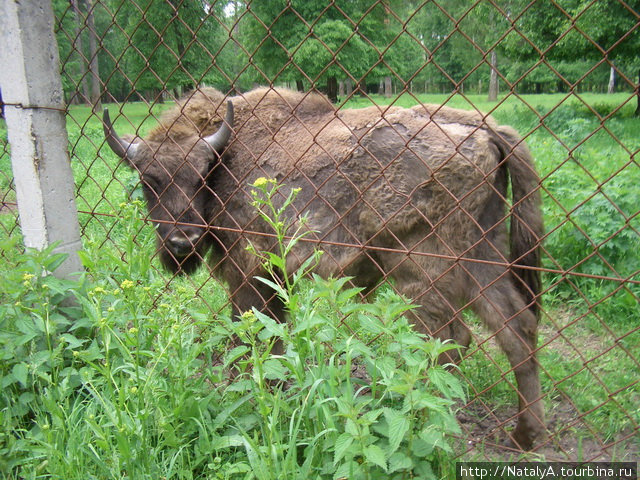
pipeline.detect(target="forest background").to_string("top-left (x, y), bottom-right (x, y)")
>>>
top-left (55, 0), bottom-right (640, 108)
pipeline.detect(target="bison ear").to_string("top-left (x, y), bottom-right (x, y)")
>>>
top-left (103, 108), bottom-right (139, 164)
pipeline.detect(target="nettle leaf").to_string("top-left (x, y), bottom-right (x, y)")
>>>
top-left (411, 437), bottom-right (434, 458)
top-left (334, 459), bottom-right (363, 480)
top-left (262, 358), bottom-right (289, 381)
top-left (333, 432), bottom-right (354, 465)
top-left (415, 460), bottom-right (437, 479)
top-left (383, 408), bottom-right (410, 455)
top-left (428, 365), bottom-right (465, 400)
top-left (364, 444), bottom-right (387, 471)
top-left (362, 408), bottom-right (384, 424)
top-left (419, 427), bottom-right (452, 453)
top-left (388, 451), bottom-right (413, 473)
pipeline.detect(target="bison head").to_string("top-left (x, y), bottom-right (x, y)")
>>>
top-left (103, 102), bottom-right (234, 274)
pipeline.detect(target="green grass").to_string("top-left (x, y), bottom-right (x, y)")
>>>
top-left (1, 92), bottom-right (639, 474)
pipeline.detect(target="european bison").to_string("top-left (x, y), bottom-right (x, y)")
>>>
top-left (103, 87), bottom-right (545, 449)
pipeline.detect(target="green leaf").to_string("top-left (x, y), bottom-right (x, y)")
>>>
top-left (12, 363), bottom-right (29, 388)
top-left (223, 345), bottom-right (250, 369)
top-left (419, 427), bottom-right (452, 453)
top-left (411, 437), bottom-right (434, 458)
top-left (388, 452), bottom-right (413, 473)
top-left (383, 408), bottom-right (410, 455)
top-left (428, 365), bottom-right (465, 400)
top-left (211, 434), bottom-right (244, 449)
top-left (45, 252), bottom-right (69, 273)
top-left (253, 309), bottom-right (285, 339)
top-left (60, 333), bottom-right (86, 350)
top-left (333, 432), bottom-right (354, 465)
top-left (334, 460), bottom-right (362, 480)
top-left (364, 444), bottom-right (387, 471)
top-left (337, 287), bottom-right (364, 304)
top-left (263, 251), bottom-right (285, 271)
top-left (262, 358), bottom-right (288, 381)
top-left (415, 460), bottom-right (436, 479)
top-left (76, 250), bottom-right (95, 269)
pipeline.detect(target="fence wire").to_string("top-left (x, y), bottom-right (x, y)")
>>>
top-left (1, 0), bottom-right (639, 461)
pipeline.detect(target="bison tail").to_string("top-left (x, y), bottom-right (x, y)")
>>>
top-left (495, 126), bottom-right (544, 319)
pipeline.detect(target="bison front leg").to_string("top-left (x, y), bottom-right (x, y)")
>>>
top-left (225, 270), bottom-right (287, 357)
top-left (227, 276), bottom-right (286, 323)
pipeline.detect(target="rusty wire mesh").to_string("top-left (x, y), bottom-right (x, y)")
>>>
top-left (2, 0), bottom-right (639, 462)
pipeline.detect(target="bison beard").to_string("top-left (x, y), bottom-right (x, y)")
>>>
top-left (104, 87), bottom-right (546, 450)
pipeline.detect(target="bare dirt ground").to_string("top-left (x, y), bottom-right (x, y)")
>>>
top-left (457, 401), bottom-right (639, 462)
top-left (455, 316), bottom-right (640, 462)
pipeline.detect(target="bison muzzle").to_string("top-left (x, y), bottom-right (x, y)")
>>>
top-left (104, 87), bottom-right (546, 450)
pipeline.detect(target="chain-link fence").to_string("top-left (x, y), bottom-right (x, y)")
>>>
top-left (2, 0), bottom-right (639, 464)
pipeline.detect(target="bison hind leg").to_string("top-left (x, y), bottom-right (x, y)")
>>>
top-left (468, 265), bottom-right (545, 450)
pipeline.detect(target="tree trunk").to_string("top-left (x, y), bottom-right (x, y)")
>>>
top-left (326, 76), bottom-right (338, 103)
top-left (488, 50), bottom-right (498, 101)
top-left (384, 76), bottom-right (392, 98)
top-left (296, 79), bottom-right (304, 92)
top-left (345, 78), bottom-right (353, 97)
top-left (338, 79), bottom-right (345, 98)
top-left (85, 0), bottom-right (102, 113)
top-left (608, 63), bottom-right (616, 94)
top-left (358, 79), bottom-right (366, 96)
top-left (70, 0), bottom-right (91, 105)
top-left (635, 68), bottom-right (640, 117)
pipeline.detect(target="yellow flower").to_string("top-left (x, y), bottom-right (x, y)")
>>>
top-left (252, 177), bottom-right (275, 188)
top-left (22, 273), bottom-right (35, 281)
top-left (253, 177), bottom-right (268, 188)
top-left (120, 279), bottom-right (135, 290)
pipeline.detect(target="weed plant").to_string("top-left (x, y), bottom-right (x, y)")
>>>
top-left (0, 180), bottom-right (465, 478)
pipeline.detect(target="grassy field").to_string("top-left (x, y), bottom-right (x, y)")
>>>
top-left (0, 92), bottom-right (638, 477)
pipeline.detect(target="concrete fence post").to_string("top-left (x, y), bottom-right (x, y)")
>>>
top-left (0, 1), bottom-right (83, 279)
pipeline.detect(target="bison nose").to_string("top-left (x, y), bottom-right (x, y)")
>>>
top-left (166, 232), bottom-right (200, 258)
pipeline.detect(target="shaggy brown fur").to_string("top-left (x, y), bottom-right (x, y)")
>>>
top-left (107, 87), bottom-right (545, 449)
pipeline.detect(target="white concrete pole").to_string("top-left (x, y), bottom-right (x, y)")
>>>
top-left (0, 1), bottom-right (83, 278)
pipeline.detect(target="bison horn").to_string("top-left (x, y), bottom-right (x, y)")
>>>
top-left (102, 108), bottom-right (137, 159)
top-left (203, 100), bottom-right (234, 153)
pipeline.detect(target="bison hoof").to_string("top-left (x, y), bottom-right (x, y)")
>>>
top-left (503, 427), bottom-right (545, 451)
